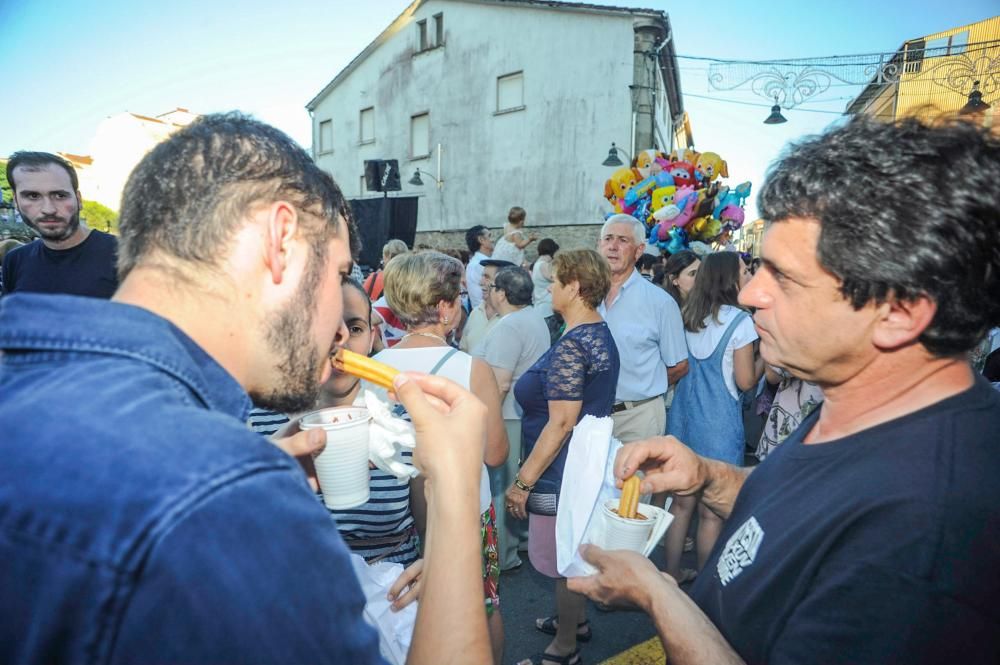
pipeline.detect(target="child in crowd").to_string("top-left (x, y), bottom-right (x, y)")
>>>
top-left (492, 206), bottom-right (538, 267)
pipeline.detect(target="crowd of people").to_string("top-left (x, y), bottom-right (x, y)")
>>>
top-left (1, 111), bottom-right (999, 665)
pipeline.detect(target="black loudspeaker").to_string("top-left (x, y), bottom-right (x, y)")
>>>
top-left (364, 160), bottom-right (381, 191)
top-left (348, 196), bottom-right (419, 269)
top-left (363, 159), bottom-right (402, 192)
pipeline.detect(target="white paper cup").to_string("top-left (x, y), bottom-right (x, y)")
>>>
top-left (600, 500), bottom-right (672, 556)
top-left (299, 406), bottom-right (372, 510)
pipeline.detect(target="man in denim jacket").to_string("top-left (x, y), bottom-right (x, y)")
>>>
top-left (0, 113), bottom-right (491, 664)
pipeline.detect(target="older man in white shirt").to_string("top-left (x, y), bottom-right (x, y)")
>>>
top-left (598, 214), bottom-right (688, 447)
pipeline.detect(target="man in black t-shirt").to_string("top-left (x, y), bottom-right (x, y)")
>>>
top-left (1, 152), bottom-right (117, 298)
top-left (567, 117), bottom-right (1000, 665)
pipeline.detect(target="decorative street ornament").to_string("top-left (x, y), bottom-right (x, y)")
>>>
top-left (706, 39), bottom-right (999, 110)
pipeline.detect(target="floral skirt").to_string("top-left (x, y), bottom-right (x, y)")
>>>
top-left (482, 503), bottom-right (500, 615)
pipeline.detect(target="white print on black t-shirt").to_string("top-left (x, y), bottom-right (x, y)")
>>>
top-left (718, 516), bottom-right (764, 586)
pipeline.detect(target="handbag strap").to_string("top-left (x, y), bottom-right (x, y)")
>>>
top-left (428, 347), bottom-right (459, 376)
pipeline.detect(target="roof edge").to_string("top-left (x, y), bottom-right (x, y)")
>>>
top-left (306, 0), bottom-right (676, 111)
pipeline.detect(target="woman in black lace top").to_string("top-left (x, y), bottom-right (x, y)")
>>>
top-left (507, 249), bottom-right (620, 665)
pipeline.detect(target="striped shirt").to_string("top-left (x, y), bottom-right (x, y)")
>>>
top-left (248, 407), bottom-right (419, 566)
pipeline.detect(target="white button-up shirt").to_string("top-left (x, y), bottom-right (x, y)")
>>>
top-left (465, 251), bottom-right (488, 310)
top-left (598, 269), bottom-right (687, 401)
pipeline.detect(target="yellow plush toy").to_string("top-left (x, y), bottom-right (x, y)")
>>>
top-left (669, 148), bottom-right (700, 164)
top-left (633, 149), bottom-right (667, 178)
top-left (649, 185), bottom-right (678, 218)
top-left (604, 167), bottom-right (642, 213)
top-left (695, 152), bottom-right (728, 183)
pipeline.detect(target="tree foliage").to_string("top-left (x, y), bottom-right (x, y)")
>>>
top-left (81, 200), bottom-right (119, 235)
top-left (0, 163), bottom-right (12, 206)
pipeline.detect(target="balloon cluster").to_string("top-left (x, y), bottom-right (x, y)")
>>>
top-left (603, 148), bottom-right (752, 254)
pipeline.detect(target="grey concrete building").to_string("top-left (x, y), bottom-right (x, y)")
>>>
top-left (307, 0), bottom-right (689, 253)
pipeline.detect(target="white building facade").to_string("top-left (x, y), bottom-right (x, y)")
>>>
top-left (307, 0), bottom-right (686, 240)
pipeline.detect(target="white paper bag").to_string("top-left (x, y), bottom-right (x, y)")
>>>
top-left (555, 415), bottom-right (622, 577)
top-left (348, 553), bottom-right (417, 665)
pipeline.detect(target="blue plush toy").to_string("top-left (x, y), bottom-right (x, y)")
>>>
top-left (713, 181), bottom-right (752, 219)
top-left (665, 227), bottom-right (689, 254)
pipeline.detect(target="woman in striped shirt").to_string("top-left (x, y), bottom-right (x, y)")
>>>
top-left (249, 278), bottom-right (425, 567)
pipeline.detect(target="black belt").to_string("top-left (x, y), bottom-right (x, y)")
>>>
top-left (611, 394), bottom-right (662, 413)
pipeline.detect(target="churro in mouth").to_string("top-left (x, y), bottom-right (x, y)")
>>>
top-left (331, 348), bottom-right (400, 391)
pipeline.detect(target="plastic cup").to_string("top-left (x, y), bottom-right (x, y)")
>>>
top-left (599, 499), bottom-right (672, 556)
top-left (299, 406), bottom-right (372, 509)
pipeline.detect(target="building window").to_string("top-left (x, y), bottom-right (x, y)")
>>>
top-left (903, 39), bottom-right (925, 74)
top-left (497, 72), bottom-right (525, 113)
top-left (318, 119), bottom-right (333, 154)
top-left (947, 30), bottom-right (968, 54)
top-left (433, 13), bottom-right (444, 46)
top-left (359, 107), bottom-right (375, 144)
top-left (417, 19), bottom-right (428, 50)
top-left (410, 113), bottom-right (430, 158)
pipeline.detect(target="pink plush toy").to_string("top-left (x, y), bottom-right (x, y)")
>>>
top-left (719, 204), bottom-right (745, 231)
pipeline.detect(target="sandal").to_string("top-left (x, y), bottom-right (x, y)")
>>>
top-left (535, 615), bottom-right (592, 642)
top-left (517, 647), bottom-right (582, 665)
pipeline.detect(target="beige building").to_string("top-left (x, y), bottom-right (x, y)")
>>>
top-left (87, 108), bottom-right (198, 210)
top-left (54, 108), bottom-right (199, 211)
top-left (846, 17), bottom-right (998, 124)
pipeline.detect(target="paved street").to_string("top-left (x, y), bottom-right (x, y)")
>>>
top-left (498, 533), bottom-right (693, 665)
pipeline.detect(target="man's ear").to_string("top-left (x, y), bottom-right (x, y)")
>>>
top-left (264, 201), bottom-right (299, 285)
top-left (872, 294), bottom-right (937, 351)
top-left (633, 243), bottom-right (646, 263)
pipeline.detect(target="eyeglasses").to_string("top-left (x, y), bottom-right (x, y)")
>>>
top-left (484, 282), bottom-right (502, 291)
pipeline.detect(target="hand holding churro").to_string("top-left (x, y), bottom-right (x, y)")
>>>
top-left (618, 475), bottom-right (641, 519)
top-left (332, 348), bottom-right (399, 390)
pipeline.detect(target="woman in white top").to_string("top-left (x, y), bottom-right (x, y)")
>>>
top-left (492, 206), bottom-right (538, 267)
top-left (531, 238), bottom-right (559, 319)
top-left (378, 251), bottom-right (509, 665)
top-left (665, 251), bottom-right (763, 583)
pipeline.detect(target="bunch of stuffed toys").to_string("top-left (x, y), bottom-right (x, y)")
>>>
top-left (603, 147), bottom-right (751, 255)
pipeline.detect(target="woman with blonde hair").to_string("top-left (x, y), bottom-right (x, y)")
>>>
top-left (377, 250), bottom-right (510, 665)
top-left (507, 248), bottom-right (620, 665)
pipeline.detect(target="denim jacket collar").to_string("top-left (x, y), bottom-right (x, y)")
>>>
top-left (0, 293), bottom-right (251, 420)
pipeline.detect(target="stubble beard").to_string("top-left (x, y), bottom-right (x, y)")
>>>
top-left (29, 209), bottom-right (81, 243)
top-left (254, 253), bottom-right (327, 414)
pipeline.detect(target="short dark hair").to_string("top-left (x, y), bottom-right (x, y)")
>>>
top-left (6, 152), bottom-right (79, 195)
top-left (117, 112), bottom-right (357, 280)
top-left (759, 115), bottom-right (1000, 356)
top-left (481, 259), bottom-right (515, 270)
top-left (636, 254), bottom-right (658, 271)
top-left (493, 266), bottom-right (534, 306)
top-left (465, 225), bottom-right (488, 253)
top-left (537, 238), bottom-right (559, 257)
top-left (682, 251), bottom-right (742, 332)
top-left (342, 277), bottom-right (373, 323)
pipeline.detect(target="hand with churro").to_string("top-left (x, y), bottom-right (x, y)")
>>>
top-left (332, 347), bottom-right (399, 390)
top-left (618, 475), bottom-right (641, 519)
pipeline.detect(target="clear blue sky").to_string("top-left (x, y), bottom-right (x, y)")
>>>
top-left (3, 0), bottom-right (996, 219)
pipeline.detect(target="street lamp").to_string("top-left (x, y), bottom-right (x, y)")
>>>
top-left (408, 168), bottom-right (443, 189)
top-left (960, 80), bottom-right (991, 115)
top-left (763, 95), bottom-right (787, 124)
top-left (602, 142), bottom-right (632, 167)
